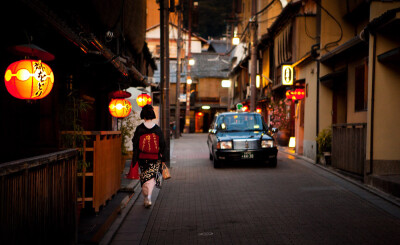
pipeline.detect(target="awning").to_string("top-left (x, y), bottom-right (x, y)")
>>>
top-left (319, 36), bottom-right (368, 65)
top-left (24, 0), bottom-right (149, 87)
top-left (319, 69), bottom-right (347, 89)
top-left (378, 47), bottom-right (400, 63)
top-left (367, 7), bottom-right (400, 35)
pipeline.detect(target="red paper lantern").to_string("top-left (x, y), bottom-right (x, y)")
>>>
top-left (136, 93), bottom-right (152, 107)
top-left (109, 98), bottom-right (132, 118)
top-left (286, 89), bottom-right (305, 100)
top-left (293, 88), bottom-right (305, 100)
top-left (4, 60), bottom-right (54, 99)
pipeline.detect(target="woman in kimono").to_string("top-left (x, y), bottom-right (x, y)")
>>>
top-left (131, 105), bottom-right (166, 208)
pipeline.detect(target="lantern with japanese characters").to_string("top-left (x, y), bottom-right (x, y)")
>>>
top-left (293, 88), bottom-right (305, 100)
top-left (286, 88), bottom-right (305, 101)
top-left (4, 60), bottom-right (54, 99)
top-left (109, 98), bottom-right (132, 118)
top-left (136, 93), bottom-right (152, 107)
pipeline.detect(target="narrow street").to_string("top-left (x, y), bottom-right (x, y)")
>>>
top-left (110, 134), bottom-right (400, 245)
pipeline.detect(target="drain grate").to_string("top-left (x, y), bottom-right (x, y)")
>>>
top-left (198, 232), bottom-right (214, 236)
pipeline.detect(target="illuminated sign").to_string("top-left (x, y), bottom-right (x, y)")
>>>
top-left (282, 65), bottom-right (293, 85)
top-left (221, 80), bottom-right (231, 88)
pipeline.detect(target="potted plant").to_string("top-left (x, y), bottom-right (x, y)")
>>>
top-left (269, 97), bottom-right (291, 146)
top-left (59, 89), bottom-right (92, 172)
top-left (316, 127), bottom-right (332, 165)
top-left (118, 112), bottom-right (141, 170)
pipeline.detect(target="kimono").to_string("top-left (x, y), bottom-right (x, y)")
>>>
top-left (131, 123), bottom-right (166, 187)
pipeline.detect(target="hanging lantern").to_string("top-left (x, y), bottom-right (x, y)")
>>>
top-left (293, 88), bottom-right (305, 100)
top-left (4, 60), bottom-right (54, 99)
top-left (286, 90), bottom-right (294, 100)
top-left (286, 89), bottom-right (305, 101)
top-left (136, 93), bottom-right (152, 107)
top-left (109, 98), bottom-right (132, 118)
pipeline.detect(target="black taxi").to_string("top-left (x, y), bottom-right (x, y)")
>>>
top-left (207, 112), bottom-right (278, 168)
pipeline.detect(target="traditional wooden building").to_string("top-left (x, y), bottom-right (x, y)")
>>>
top-left (190, 52), bottom-right (231, 132)
top-left (0, 0), bottom-right (155, 243)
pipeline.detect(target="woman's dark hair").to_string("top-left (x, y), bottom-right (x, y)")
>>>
top-left (140, 104), bottom-right (156, 120)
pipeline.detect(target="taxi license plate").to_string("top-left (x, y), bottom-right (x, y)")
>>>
top-left (242, 152), bottom-right (254, 159)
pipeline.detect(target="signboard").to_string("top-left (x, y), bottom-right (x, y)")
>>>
top-left (282, 65), bottom-right (293, 85)
top-left (236, 103), bottom-right (243, 111)
top-left (179, 94), bottom-right (186, 102)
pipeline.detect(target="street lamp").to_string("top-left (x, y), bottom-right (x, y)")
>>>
top-left (232, 27), bottom-right (240, 45)
top-left (232, 36), bottom-right (240, 45)
top-left (187, 76), bottom-right (193, 84)
top-left (256, 75), bottom-right (261, 88)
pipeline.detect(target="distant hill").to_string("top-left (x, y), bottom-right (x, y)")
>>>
top-left (183, 0), bottom-right (233, 39)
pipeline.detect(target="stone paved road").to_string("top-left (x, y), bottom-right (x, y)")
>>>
top-left (111, 134), bottom-right (400, 245)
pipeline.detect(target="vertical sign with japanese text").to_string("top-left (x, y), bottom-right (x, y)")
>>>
top-left (282, 65), bottom-right (293, 85)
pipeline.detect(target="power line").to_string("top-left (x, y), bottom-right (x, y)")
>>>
top-left (256, 0), bottom-right (277, 16)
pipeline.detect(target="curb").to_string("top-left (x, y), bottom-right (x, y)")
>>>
top-left (99, 181), bottom-right (142, 245)
top-left (99, 139), bottom-right (175, 245)
top-left (278, 148), bottom-right (400, 208)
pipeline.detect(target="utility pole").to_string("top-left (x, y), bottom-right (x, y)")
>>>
top-left (175, 0), bottom-right (182, 139)
top-left (160, 0), bottom-right (170, 166)
top-left (184, 0), bottom-right (192, 133)
top-left (250, 0), bottom-right (257, 112)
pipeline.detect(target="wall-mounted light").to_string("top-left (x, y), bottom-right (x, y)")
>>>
top-left (256, 75), bottom-right (260, 88)
top-left (201, 105), bottom-right (210, 110)
top-left (221, 79), bottom-right (231, 88)
top-left (189, 58), bottom-right (195, 66)
top-left (289, 137), bottom-right (296, 148)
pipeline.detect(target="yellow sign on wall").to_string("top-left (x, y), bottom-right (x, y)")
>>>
top-left (282, 65), bottom-right (293, 85)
